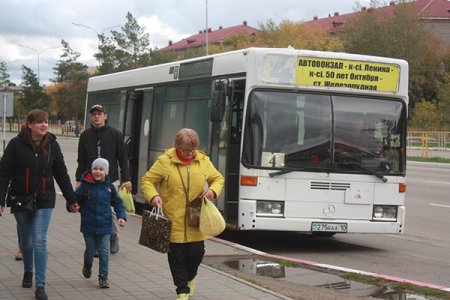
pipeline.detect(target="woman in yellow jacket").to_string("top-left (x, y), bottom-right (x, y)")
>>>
top-left (141, 128), bottom-right (224, 300)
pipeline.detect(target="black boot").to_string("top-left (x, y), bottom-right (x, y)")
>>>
top-left (22, 271), bottom-right (33, 288)
top-left (35, 286), bottom-right (48, 300)
top-left (82, 263), bottom-right (92, 279)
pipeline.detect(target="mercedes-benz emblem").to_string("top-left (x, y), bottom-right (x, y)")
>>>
top-left (323, 204), bottom-right (336, 216)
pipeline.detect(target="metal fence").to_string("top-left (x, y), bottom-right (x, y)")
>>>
top-left (407, 131), bottom-right (450, 159)
top-left (0, 122), bottom-right (84, 137)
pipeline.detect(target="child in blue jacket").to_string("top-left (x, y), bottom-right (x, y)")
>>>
top-left (75, 158), bottom-right (127, 288)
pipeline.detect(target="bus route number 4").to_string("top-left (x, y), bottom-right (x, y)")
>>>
top-left (261, 152), bottom-right (285, 168)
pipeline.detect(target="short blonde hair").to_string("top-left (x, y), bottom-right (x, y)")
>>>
top-left (173, 128), bottom-right (200, 149)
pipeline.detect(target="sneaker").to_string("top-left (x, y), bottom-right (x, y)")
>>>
top-left (35, 286), bottom-right (48, 300)
top-left (82, 264), bottom-right (92, 279)
top-left (110, 234), bottom-right (119, 254)
top-left (15, 250), bottom-right (23, 261)
top-left (187, 280), bottom-right (195, 296)
top-left (22, 271), bottom-right (33, 288)
top-left (99, 276), bottom-right (109, 288)
top-left (176, 293), bottom-right (189, 300)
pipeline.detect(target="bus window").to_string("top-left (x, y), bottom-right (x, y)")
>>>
top-left (149, 81), bottom-right (211, 154)
top-left (186, 99), bottom-right (210, 152)
top-left (85, 91), bottom-right (123, 130)
top-left (243, 90), bottom-right (331, 168)
top-left (333, 96), bottom-right (405, 173)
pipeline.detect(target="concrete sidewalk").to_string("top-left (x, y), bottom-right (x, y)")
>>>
top-left (0, 200), bottom-right (290, 300)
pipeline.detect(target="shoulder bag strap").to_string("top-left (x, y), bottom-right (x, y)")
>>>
top-left (177, 164), bottom-right (190, 207)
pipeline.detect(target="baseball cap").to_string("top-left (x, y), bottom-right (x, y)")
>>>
top-left (89, 104), bottom-right (105, 114)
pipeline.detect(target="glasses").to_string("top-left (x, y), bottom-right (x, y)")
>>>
top-left (179, 148), bottom-right (195, 155)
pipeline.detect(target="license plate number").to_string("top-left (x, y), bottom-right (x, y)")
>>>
top-left (311, 222), bottom-right (348, 233)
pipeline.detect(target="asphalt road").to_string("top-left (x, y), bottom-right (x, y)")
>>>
top-left (220, 161), bottom-right (450, 288)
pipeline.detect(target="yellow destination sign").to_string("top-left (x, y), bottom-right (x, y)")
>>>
top-left (296, 57), bottom-right (400, 92)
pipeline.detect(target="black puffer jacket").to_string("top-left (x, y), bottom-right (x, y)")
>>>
top-left (0, 130), bottom-right (77, 211)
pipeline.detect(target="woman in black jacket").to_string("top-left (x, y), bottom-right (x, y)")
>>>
top-left (0, 109), bottom-right (79, 300)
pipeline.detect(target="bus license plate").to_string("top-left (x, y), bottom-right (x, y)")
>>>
top-left (311, 222), bottom-right (348, 233)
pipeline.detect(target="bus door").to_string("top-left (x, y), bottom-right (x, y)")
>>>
top-left (134, 88), bottom-right (154, 203)
top-left (123, 91), bottom-right (143, 195)
top-left (212, 79), bottom-right (245, 227)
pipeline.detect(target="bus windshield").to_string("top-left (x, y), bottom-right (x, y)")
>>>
top-left (242, 90), bottom-right (406, 175)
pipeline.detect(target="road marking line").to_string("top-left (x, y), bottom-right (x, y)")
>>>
top-left (429, 203), bottom-right (450, 209)
top-left (425, 180), bottom-right (450, 185)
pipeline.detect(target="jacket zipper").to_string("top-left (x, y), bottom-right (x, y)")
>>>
top-left (184, 165), bottom-right (190, 243)
top-left (34, 152), bottom-right (39, 196)
top-left (25, 167), bottom-right (30, 194)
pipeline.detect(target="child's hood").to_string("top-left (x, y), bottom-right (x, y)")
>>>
top-left (80, 170), bottom-right (111, 186)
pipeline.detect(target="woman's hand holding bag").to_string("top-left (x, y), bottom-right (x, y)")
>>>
top-left (199, 197), bottom-right (226, 236)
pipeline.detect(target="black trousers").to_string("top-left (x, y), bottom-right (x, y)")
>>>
top-left (168, 241), bottom-right (205, 295)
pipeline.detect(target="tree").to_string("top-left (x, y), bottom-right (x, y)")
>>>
top-left (94, 12), bottom-right (152, 74)
top-left (20, 65), bottom-right (50, 111)
top-left (219, 19), bottom-right (343, 52)
top-left (95, 34), bottom-right (119, 74)
top-left (0, 61), bottom-right (11, 87)
top-left (408, 100), bottom-right (440, 130)
top-left (111, 12), bottom-right (151, 70)
top-left (339, 1), bottom-right (447, 110)
top-left (436, 73), bottom-right (450, 129)
top-left (50, 39), bottom-right (88, 121)
top-left (52, 39), bottom-right (88, 82)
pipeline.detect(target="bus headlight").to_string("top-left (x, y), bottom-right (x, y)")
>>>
top-left (256, 201), bottom-right (284, 217)
top-left (372, 205), bottom-right (397, 221)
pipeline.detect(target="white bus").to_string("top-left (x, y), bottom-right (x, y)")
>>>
top-left (85, 47), bottom-right (408, 235)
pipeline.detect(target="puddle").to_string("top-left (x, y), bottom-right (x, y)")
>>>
top-left (224, 258), bottom-right (434, 300)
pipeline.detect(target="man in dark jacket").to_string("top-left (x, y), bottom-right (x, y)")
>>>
top-left (76, 104), bottom-right (132, 254)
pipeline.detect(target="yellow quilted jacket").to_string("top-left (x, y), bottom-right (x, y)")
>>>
top-left (141, 148), bottom-right (224, 243)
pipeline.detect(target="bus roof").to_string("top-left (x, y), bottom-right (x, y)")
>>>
top-left (87, 47), bottom-right (408, 100)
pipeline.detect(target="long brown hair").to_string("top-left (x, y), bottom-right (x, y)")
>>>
top-left (24, 109), bottom-right (50, 155)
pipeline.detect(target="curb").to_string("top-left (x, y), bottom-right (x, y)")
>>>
top-left (211, 237), bottom-right (450, 293)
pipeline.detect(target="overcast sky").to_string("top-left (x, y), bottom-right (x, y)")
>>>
top-left (0, 0), bottom-right (370, 85)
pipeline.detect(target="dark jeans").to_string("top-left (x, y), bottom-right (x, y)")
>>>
top-left (83, 233), bottom-right (110, 277)
top-left (168, 241), bottom-right (205, 295)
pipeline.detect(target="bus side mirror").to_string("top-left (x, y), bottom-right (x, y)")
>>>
top-left (210, 90), bottom-right (225, 122)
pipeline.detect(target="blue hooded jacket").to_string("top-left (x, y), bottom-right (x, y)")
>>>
top-left (75, 171), bottom-right (127, 234)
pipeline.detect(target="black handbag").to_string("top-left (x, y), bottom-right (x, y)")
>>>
top-left (9, 194), bottom-right (37, 212)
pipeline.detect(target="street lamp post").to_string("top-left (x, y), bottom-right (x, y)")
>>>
top-left (17, 44), bottom-right (59, 85)
top-left (72, 22), bottom-right (121, 43)
top-left (205, 0), bottom-right (209, 55)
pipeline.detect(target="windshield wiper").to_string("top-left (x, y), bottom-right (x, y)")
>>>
top-left (339, 161), bottom-right (387, 183)
top-left (269, 168), bottom-right (299, 177)
top-left (269, 165), bottom-right (332, 177)
top-left (269, 162), bottom-right (387, 182)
